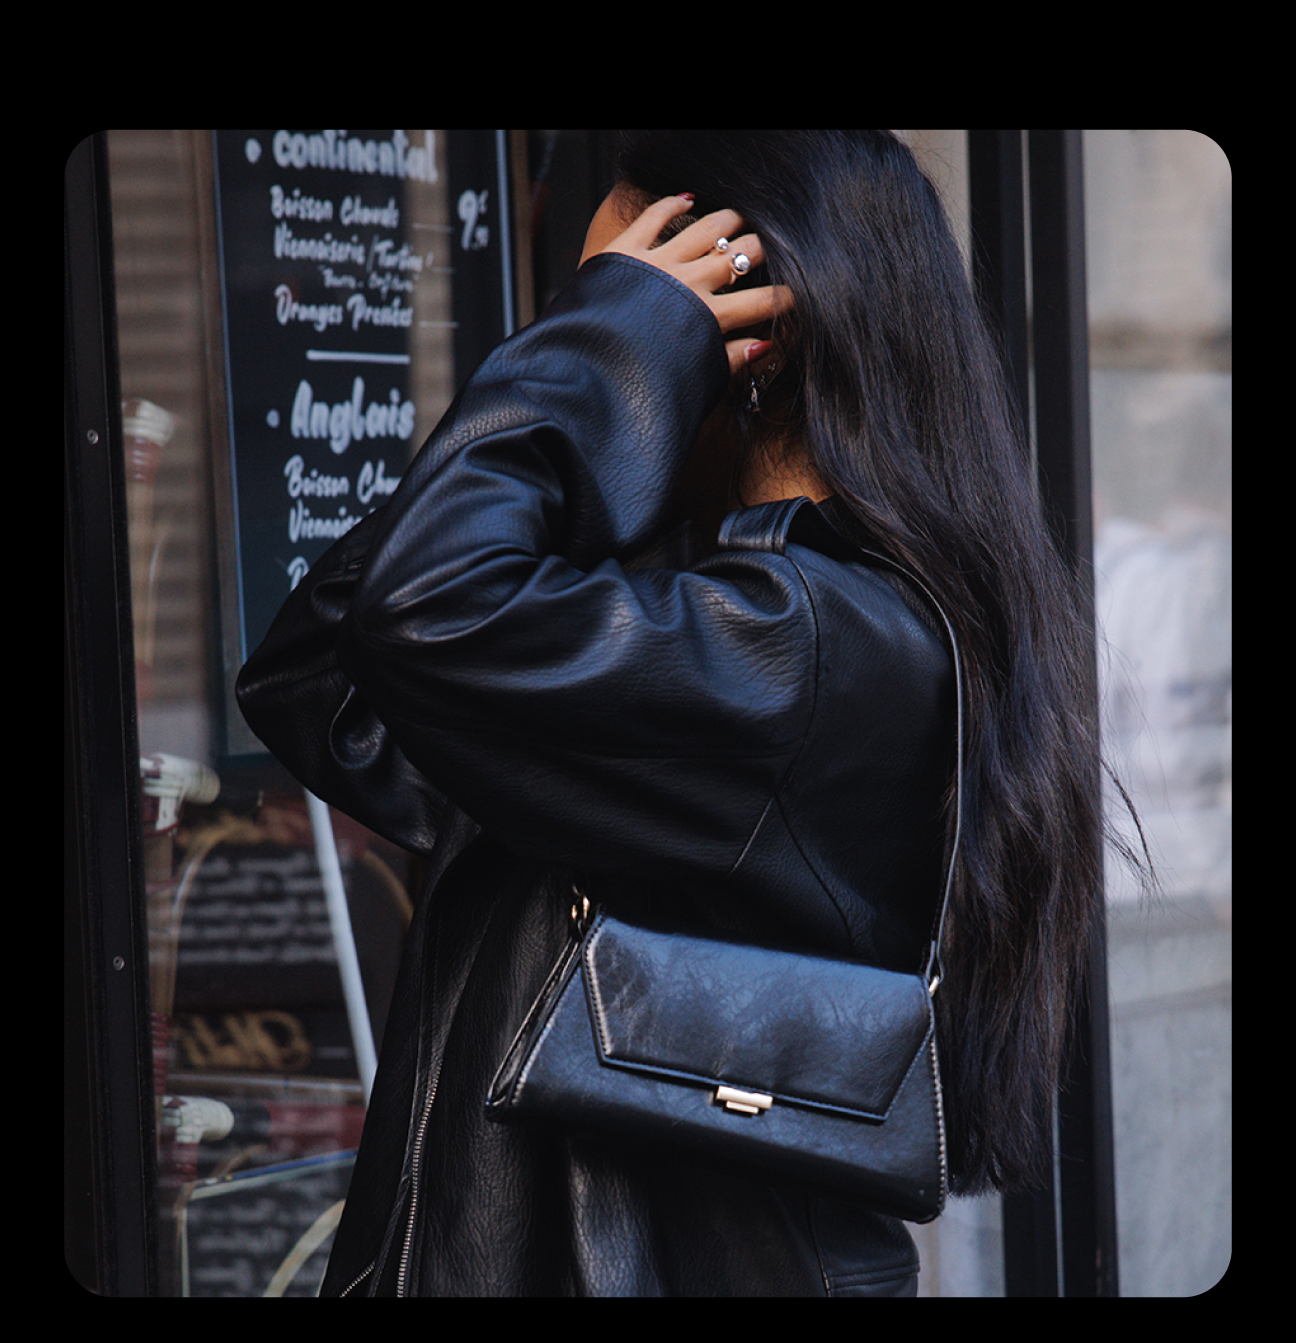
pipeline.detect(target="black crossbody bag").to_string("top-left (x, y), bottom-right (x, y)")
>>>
top-left (487, 532), bottom-right (963, 1225)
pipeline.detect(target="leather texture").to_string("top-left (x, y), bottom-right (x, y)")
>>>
top-left (487, 910), bottom-right (946, 1222)
top-left (236, 253), bottom-right (955, 1296)
top-left (581, 913), bottom-right (931, 1119)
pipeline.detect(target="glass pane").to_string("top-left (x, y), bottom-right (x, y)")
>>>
top-left (107, 130), bottom-right (511, 1295)
top-left (1085, 130), bottom-right (1232, 1296)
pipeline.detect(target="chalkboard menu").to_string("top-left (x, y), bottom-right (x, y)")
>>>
top-left (213, 130), bottom-right (514, 756)
top-left (180, 1152), bottom-right (356, 1296)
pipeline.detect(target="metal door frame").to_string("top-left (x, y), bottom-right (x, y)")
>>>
top-left (969, 127), bottom-right (1119, 1298)
top-left (65, 131), bottom-right (158, 1297)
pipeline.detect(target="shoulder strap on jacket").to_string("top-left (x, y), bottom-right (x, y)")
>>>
top-left (718, 497), bottom-right (964, 995)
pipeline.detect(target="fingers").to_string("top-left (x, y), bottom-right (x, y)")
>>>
top-left (659, 210), bottom-right (755, 272)
top-left (711, 282), bottom-right (793, 334)
top-left (720, 289), bottom-right (794, 376)
top-left (618, 197), bottom-right (744, 260)
top-left (611, 198), bottom-right (794, 363)
top-left (688, 230), bottom-right (766, 293)
top-left (663, 208), bottom-right (746, 259)
top-left (614, 193), bottom-right (698, 250)
top-left (722, 338), bottom-right (765, 379)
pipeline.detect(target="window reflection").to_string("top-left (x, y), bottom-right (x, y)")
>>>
top-left (1086, 129), bottom-right (1231, 1297)
top-left (108, 129), bottom-right (496, 1296)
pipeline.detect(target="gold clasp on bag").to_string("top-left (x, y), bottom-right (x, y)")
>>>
top-left (714, 1086), bottom-right (773, 1116)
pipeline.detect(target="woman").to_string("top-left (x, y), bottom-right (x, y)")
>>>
top-left (237, 130), bottom-right (1109, 1296)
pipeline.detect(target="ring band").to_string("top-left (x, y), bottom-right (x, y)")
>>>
top-left (730, 252), bottom-right (752, 277)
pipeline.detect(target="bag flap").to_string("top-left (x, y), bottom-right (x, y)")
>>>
top-left (582, 913), bottom-right (932, 1120)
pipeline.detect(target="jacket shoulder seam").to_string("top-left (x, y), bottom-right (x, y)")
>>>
top-left (769, 549), bottom-right (858, 945)
top-left (724, 551), bottom-right (829, 895)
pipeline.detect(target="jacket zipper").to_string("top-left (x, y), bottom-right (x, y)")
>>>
top-left (339, 991), bottom-right (447, 1297)
top-left (338, 1261), bottom-right (375, 1297)
top-left (395, 1049), bottom-right (445, 1297)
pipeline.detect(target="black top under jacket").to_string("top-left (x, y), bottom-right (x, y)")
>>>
top-left (236, 252), bottom-right (955, 1297)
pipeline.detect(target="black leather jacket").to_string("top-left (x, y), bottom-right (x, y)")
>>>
top-left (236, 253), bottom-right (955, 1297)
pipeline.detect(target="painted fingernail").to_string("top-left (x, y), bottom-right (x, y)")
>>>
top-left (678, 193), bottom-right (695, 203)
top-left (745, 340), bottom-right (773, 362)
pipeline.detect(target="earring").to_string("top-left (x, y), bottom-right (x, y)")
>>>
top-left (748, 361), bottom-right (778, 412)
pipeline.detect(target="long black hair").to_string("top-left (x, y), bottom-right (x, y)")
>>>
top-left (616, 129), bottom-right (1134, 1196)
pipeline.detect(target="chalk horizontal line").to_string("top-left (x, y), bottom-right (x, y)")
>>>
top-left (306, 350), bottom-right (410, 365)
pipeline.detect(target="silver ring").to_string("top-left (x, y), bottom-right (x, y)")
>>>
top-left (714, 237), bottom-right (730, 253)
top-left (729, 252), bottom-right (752, 277)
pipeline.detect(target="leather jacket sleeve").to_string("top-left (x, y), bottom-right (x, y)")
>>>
top-left (238, 253), bottom-right (816, 872)
top-left (234, 503), bottom-right (450, 854)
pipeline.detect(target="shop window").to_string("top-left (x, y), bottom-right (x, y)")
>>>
top-left (105, 130), bottom-right (514, 1295)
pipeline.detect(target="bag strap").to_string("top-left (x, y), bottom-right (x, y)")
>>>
top-left (718, 497), bottom-right (965, 996)
top-left (853, 546), bottom-right (962, 996)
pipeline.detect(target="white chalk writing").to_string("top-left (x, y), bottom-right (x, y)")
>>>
top-left (357, 458), bottom-right (400, 504)
top-left (271, 130), bottom-right (438, 183)
top-left (289, 377), bottom-right (416, 455)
